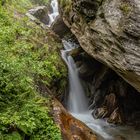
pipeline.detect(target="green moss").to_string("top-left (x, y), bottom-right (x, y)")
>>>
top-left (0, 0), bottom-right (66, 139)
top-left (59, 0), bottom-right (72, 14)
top-left (120, 3), bottom-right (132, 15)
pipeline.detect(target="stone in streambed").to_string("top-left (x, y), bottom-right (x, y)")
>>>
top-left (104, 93), bottom-right (118, 116)
top-left (92, 107), bottom-right (108, 119)
top-left (52, 99), bottom-right (97, 140)
top-left (107, 107), bottom-right (123, 124)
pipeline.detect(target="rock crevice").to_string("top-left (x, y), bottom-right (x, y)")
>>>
top-left (72, 50), bottom-right (140, 125)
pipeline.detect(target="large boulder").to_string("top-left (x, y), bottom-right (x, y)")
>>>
top-left (59, 0), bottom-right (140, 93)
top-left (28, 6), bottom-right (50, 24)
top-left (52, 99), bottom-right (97, 140)
top-left (51, 15), bottom-right (70, 38)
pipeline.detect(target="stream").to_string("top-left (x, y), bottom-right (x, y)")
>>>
top-left (48, 0), bottom-right (140, 139)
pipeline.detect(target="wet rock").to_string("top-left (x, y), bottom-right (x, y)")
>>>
top-left (92, 93), bottom-right (118, 119)
top-left (107, 108), bottom-right (123, 124)
top-left (73, 0), bottom-right (102, 18)
top-left (51, 15), bottom-right (70, 38)
top-left (78, 63), bottom-right (90, 77)
top-left (69, 47), bottom-right (83, 58)
top-left (115, 135), bottom-right (126, 140)
top-left (92, 107), bottom-right (108, 119)
top-left (104, 93), bottom-right (118, 115)
top-left (28, 6), bottom-right (49, 24)
top-left (52, 99), bottom-right (97, 140)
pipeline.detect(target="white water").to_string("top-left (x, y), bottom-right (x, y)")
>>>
top-left (61, 40), bottom-right (88, 113)
top-left (72, 112), bottom-right (140, 140)
top-left (48, 0), bottom-right (59, 26)
top-left (49, 0), bottom-right (140, 139)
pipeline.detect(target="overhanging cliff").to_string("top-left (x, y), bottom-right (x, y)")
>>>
top-left (59, 0), bottom-right (140, 93)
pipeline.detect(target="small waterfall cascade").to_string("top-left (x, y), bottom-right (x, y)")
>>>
top-left (48, 0), bottom-right (59, 26)
top-left (61, 40), bottom-right (88, 113)
top-left (61, 40), bottom-right (112, 140)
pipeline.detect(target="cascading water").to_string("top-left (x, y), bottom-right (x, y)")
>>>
top-left (49, 0), bottom-right (140, 139)
top-left (48, 0), bottom-right (59, 26)
top-left (61, 40), bottom-right (88, 113)
top-left (61, 40), bottom-right (113, 140)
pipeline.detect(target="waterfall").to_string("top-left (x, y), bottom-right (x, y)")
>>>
top-left (61, 40), bottom-right (112, 140)
top-left (48, 0), bottom-right (59, 26)
top-left (61, 40), bottom-right (88, 113)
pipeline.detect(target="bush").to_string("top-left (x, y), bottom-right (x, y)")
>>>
top-left (0, 1), bottom-right (66, 139)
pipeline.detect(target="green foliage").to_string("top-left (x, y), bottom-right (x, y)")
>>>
top-left (0, 0), bottom-right (66, 139)
top-left (3, 132), bottom-right (22, 140)
top-left (31, 0), bottom-right (49, 5)
top-left (0, 97), bottom-right (61, 140)
top-left (59, 0), bottom-right (72, 14)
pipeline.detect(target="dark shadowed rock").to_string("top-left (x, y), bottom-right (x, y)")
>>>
top-left (107, 107), bottom-right (123, 124)
top-left (115, 135), bottom-right (126, 140)
top-left (51, 15), bottom-right (70, 38)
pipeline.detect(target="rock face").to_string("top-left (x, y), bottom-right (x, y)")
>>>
top-left (28, 6), bottom-right (50, 24)
top-left (59, 0), bottom-right (140, 93)
top-left (52, 99), bottom-right (97, 140)
top-left (51, 15), bottom-right (70, 38)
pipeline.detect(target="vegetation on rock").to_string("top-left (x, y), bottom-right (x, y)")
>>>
top-left (120, 3), bottom-right (132, 15)
top-left (0, 0), bottom-right (67, 139)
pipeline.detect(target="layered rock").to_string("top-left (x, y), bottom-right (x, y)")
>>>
top-left (52, 99), bottom-right (97, 140)
top-left (59, 0), bottom-right (140, 93)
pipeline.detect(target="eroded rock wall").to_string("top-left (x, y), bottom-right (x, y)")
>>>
top-left (59, 0), bottom-right (140, 93)
top-left (72, 49), bottom-right (140, 125)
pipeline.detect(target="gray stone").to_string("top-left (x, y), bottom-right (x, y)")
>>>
top-left (28, 6), bottom-right (50, 24)
top-left (59, 0), bottom-right (140, 93)
top-left (51, 15), bottom-right (70, 38)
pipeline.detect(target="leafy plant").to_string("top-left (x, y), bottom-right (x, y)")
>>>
top-left (0, 0), bottom-right (67, 139)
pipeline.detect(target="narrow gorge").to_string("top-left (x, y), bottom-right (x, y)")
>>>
top-left (0, 0), bottom-right (140, 140)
